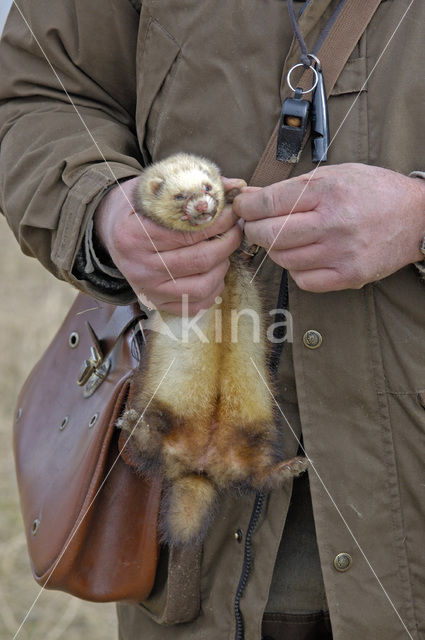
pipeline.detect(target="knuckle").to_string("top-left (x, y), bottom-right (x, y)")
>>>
top-left (123, 263), bottom-right (149, 287)
top-left (270, 249), bottom-right (289, 269)
top-left (191, 249), bottom-right (211, 273)
top-left (268, 249), bottom-right (285, 268)
top-left (228, 225), bottom-right (244, 248)
top-left (341, 261), bottom-right (366, 287)
top-left (262, 188), bottom-right (280, 218)
top-left (291, 272), bottom-right (310, 291)
top-left (279, 252), bottom-right (294, 270)
top-left (186, 281), bottom-right (206, 301)
top-left (270, 220), bottom-right (284, 243)
top-left (181, 230), bottom-right (199, 246)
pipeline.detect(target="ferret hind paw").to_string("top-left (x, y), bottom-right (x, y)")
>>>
top-left (160, 475), bottom-right (218, 546)
top-left (116, 408), bottom-right (140, 432)
top-left (261, 456), bottom-right (309, 490)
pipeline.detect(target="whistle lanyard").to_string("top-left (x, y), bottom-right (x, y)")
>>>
top-left (277, 0), bottom-right (348, 164)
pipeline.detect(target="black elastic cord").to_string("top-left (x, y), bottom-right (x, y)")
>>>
top-left (286, 0), bottom-right (348, 68)
top-left (287, 0), bottom-right (311, 67)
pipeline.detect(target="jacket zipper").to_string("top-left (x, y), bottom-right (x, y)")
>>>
top-left (234, 492), bottom-right (265, 640)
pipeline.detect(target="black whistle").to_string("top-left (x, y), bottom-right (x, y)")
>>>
top-left (276, 87), bottom-right (311, 164)
top-left (311, 68), bottom-right (329, 163)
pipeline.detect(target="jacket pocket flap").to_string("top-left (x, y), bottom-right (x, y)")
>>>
top-left (331, 57), bottom-right (367, 95)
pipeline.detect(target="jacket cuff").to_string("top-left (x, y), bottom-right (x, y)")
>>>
top-left (52, 162), bottom-right (140, 304)
top-left (72, 215), bottom-right (134, 301)
top-left (410, 171), bottom-right (425, 277)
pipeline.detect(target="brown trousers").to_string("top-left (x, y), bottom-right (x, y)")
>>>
top-left (262, 611), bottom-right (333, 640)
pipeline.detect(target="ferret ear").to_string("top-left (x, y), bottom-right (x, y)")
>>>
top-left (148, 177), bottom-right (165, 196)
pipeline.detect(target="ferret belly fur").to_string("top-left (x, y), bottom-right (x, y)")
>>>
top-left (119, 153), bottom-right (307, 545)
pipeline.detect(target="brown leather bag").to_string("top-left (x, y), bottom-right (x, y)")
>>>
top-left (13, 292), bottom-right (161, 603)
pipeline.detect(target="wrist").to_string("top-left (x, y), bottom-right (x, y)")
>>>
top-left (93, 176), bottom-right (139, 256)
top-left (93, 184), bottom-right (120, 255)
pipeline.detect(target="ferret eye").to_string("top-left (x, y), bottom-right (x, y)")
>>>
top-left (203, 184), bottom-right (212, 193)
top-left (174, 193), bottom-right (186, 201)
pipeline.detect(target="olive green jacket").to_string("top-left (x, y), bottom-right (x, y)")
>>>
top-left (1, 1), bottom-right (425, 638)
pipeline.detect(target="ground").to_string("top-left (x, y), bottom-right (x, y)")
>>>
top-left (0, 217), bottom-right (117, 639)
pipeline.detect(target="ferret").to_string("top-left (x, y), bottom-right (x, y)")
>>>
top-left (119, 153), bottom-right (307, 546)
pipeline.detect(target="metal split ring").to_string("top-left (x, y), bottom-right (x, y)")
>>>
top-left (286, 61), bottom-right (319, 95)
top-left (307, 54), bottom-right (321, 70)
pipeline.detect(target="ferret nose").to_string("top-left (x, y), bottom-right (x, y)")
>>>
top-left (195, 200), bottom-right (208, 213)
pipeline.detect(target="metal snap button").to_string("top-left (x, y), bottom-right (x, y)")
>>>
top-left (234, 529), bottom-right (243, 543)
top-left (334, 552), bottom-right (352, 572)
top-left (303, 329), bottom-right (323, 349)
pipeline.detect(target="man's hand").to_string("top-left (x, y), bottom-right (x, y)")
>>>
top-left (233, 163), bottom-right (425, 292)
top-left (94, 176), bottom-right (244, 315)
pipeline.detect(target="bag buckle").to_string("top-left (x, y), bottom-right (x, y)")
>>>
top-left (77, 323), bottom-right (111, 397)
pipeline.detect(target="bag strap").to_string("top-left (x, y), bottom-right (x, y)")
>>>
top-left (250, 0), bottom-right (382, 187)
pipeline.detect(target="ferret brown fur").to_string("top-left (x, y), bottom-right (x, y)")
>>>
top-left (119, 153), bottom-right (307, 546)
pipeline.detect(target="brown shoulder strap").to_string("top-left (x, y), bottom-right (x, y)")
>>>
top-left (250, 0), bottom-right (382, 187)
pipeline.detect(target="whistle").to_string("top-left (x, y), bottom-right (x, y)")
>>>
top-left (311, 68), bottom-right (329, 163)
top-left (276, 87), bottom-right (311, 164)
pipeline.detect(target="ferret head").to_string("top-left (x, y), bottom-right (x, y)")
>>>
top-left (136, 154), bottom-right (225, 232)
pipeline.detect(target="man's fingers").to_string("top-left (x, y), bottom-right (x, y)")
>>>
top-left (233, 174), bottom-right (321, 222)
top-left (289, 267), bottom-right (365, 293)
top-left (155, 282), bottom-right (225, 316)
top-left (221, 176), bottom-right (247, 192)
top-left (269, 243), bottom-right (328, 272)
top-left (147, 225), bottom-right (242, 278)
top-left (141, 260), bottom-right (229, 305)
top-left (244, 212), bottom-right (322, 250)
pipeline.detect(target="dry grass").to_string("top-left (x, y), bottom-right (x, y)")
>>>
top-left (0, 217), bottom-right (117, 639)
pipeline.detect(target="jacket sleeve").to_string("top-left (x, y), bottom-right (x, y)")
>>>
top-left (0, 0), bottom-right (143, 302)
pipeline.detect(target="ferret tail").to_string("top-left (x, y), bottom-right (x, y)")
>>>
top-left (160, 475), bottom-right (218, 546)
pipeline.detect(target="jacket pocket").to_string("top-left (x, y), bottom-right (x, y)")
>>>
top-left (327, 53), bottom-right (368, 164)
top-left (138, 544), bottom-right (202, 625)
top-left (135, 17), bottom-right (181, 165)
top-left (330, 56), bottom-right (367, 97)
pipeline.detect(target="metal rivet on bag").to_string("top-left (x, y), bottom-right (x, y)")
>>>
top-left (68, 331), bottom-right (80, 348)
top-left (88, 413), bottom-right (99, 429)
top-left (16, 408), bottom-right (23, 421)
top-left (59, 416), bottom-right (69, 431)
top-left (31, 519), bottom-right (40, 536)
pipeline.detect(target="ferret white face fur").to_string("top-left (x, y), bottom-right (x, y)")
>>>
top-left (136, 153), bottom-right (225, 232)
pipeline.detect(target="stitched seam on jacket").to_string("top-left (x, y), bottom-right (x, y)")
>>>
top-left (367, 284), bottom-right (417, 632)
